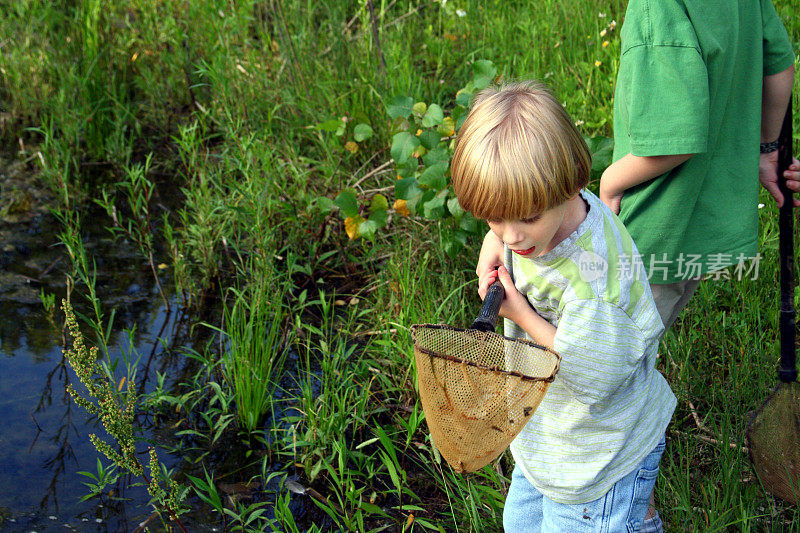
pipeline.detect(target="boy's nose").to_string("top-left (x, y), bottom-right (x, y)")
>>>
top-left (502, 223), bottom-right (524, 246)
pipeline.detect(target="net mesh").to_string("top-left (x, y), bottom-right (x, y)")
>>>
top-left (747, 381), bottom-right (800, 503)
top-left (411, 324), bottom-right (560, 473)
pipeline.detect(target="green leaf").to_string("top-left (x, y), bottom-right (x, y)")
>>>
top-left (421, 104), bottom-right (444, 127)
top-left (458, 212), bottom-right (482, 234)
top-left (359, 219), bottom-right (379, 240)
top-left (359, 502), bottom-right (387, 516)
top-left (447, 196), bottom-right (464, 218)
top-left (316, 119), bottom-right (341, 132)
top-left (412, 101), bottom-right (428, 119)
top-left (353, 123), bottom-right (374, 142)
top-left (422, 147), bottom-right (450, 167)
top-left (472, 59), bottom-right (497, 90)
top-left (386, 96), bottom-right (414, 119)
top-left (455, 90), bottom-right (473, 108)
top-left (418, 162), bottom-right (448, 190)
top-left (395, 158), bottom-right (418, 179)
top-left (418, 130), bottom-right (442, 150)
top-left (369, 208), bottom-right (388, 228)
top-left (369, 194), bottom-right (389, 212)
top-left (314, 196), bottom-right (334, 214)
top-left (395, 177), bottom-right (422, 201)
top-left (584, 135), bottom-right (615, 172)
top-left (391, 132), bottom-right (420, 164)
top-left (334, 188), bottom-right (360, 218)
top-left (423, 196), bottom-right (446, 219)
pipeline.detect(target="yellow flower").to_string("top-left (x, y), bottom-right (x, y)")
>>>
top-left (416, 129), bottom-right (422, 136)
top-left (602, 40), bottom-right (610, 48)
top-left (595, 60), bottom-right (602, 67)
top-left (600, 28), bottom-right (607, 37)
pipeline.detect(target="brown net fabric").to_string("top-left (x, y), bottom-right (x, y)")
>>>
top-left (411, 324), bottom-right (560, 473)
top-left (747, 382), bottom-right (800, 503)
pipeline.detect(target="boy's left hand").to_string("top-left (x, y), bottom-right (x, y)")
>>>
top-left (480, 266), bottom-right (536, 325)
top-left (759, 154), bottom-right (800, 208)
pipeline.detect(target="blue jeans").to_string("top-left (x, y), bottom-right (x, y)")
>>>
top-left (503, 438), bottom-right (666, 533)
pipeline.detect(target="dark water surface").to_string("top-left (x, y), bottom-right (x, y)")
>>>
top-left (0, 161), bottom-right (217, 531)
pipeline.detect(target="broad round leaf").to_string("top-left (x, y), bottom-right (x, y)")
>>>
top-left (422, 147), bottom-right (450, 167)
top-left (421, 104), bottom-right (444, 128)
top-left (393, 199), bottom-right (410, 217)
top-left (344, 215), bottom-right (365, 240)
top-left (446, 196), bottom-right (464, 218)
top-left (412, 101), bottom-right (428, 118)
top-left (369, 208), bottom-right (388, 228)
top-left (418, 162), bottom-right (449, 190)
top-left (334, 188), bottom-right (360, 218)
top-left (359, 219), bottom-right (379, 240)
top-left (369, 193), bottom-right (389, 212)
top-left (419, 130), bottom-right (442, 150)
top-left (354, 123), bottom-right (374, 142)
top-left (387, 96), bottom-right (414, 119)
top-left (395, 177), bottom-right (422, 201)
top-left (391, 132), bottom-right (421, 164)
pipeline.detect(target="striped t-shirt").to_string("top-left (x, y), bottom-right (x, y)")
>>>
top-left (505, 189), bottom-right (676, 504)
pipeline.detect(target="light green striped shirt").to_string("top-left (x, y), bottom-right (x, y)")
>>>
top-left (506, 189), bottom-right (676, 504)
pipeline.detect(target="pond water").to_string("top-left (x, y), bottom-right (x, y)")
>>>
top-left (0, 206), bottom-right (202, 531)
top-left (0, 157), bottom-right (221, 531)
top-left (0, 157), bottom-right (336, 532)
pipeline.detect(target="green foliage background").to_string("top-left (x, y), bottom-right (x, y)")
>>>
top-left (1, 0), bottom-right (799, 530)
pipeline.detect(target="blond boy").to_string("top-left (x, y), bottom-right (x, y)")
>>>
top-left (451, 81), bottom-right (676, 532)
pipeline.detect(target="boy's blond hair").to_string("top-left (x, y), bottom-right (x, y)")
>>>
top-left (451, 81), bottom-right (591, 220)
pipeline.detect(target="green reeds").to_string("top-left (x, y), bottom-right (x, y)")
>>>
top-left (220, 281), bottom-right (289, 433)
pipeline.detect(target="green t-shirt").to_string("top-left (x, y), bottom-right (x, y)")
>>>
top-left (612, 0), bottom-right (795, 283)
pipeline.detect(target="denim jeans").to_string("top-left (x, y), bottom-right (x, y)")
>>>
top-left (503, 437), bottom-right (666, 533)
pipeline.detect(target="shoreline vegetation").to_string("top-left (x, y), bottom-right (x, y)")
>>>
top-left (1, 0), bottom-right (799, 530)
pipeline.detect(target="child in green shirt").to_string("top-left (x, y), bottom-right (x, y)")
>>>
top-left (600, 0), bottom-right (798, 330)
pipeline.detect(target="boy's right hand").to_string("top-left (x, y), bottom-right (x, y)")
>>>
top-left (479, 266), bottom-right (535, 326)
top-left (476, 230), bottom-right (505, 295)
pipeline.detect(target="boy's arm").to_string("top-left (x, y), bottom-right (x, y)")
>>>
top-left (759, 64), bottom-right (799, 208)
top-left (480, 265), bottom-right (556, 348)
top-left (599, 153), bottom-right (693, 214)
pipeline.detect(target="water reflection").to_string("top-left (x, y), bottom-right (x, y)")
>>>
top-left (0, 204), bottom-right (205, 530)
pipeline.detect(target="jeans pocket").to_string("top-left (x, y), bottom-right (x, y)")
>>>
top-left (625, 440), bottom-right (665, 533)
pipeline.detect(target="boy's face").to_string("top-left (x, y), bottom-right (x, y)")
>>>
top-left (487, 203), bottom-right (568, 258)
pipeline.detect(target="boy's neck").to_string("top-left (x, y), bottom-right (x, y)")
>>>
top-left (551, 194), bottom-right (588, 247)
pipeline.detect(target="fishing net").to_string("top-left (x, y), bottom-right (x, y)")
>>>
top-left (747, 382), bottom-right (800, 503)
top-left (411, 324), bottom-right (560, 473)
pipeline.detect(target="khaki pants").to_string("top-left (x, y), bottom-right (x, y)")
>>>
top-left (650, 279), bottom-right (701, 332)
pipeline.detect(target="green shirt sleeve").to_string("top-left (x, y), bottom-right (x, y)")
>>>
top-left (617, 43), bottom-right (709, 156)
top-left (761, 0), bottom-right (795, 76)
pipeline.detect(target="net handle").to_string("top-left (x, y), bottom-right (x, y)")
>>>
top-left (777, 99), bottom-right (796, 383)
top-left (471, 281), bottom-right (504, 332)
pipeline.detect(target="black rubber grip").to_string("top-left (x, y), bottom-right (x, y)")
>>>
top-left (471, 281), bottom-right (504, 332)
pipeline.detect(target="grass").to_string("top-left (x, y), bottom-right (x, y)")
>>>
top-left (2, 0), bottom-right (799, 531)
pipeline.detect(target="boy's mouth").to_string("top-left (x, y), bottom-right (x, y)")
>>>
top-left (512, 246), bottom-right (536, 256)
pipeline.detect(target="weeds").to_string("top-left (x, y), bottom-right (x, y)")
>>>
top-left (2, 0), bottom-right (798, 530)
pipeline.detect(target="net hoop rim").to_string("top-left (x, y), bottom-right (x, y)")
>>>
top-left (410, 323), bottom-right (561, 382)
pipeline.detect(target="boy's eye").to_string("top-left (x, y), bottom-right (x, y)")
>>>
top-left (521, 215), bottom-right (541, 224)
